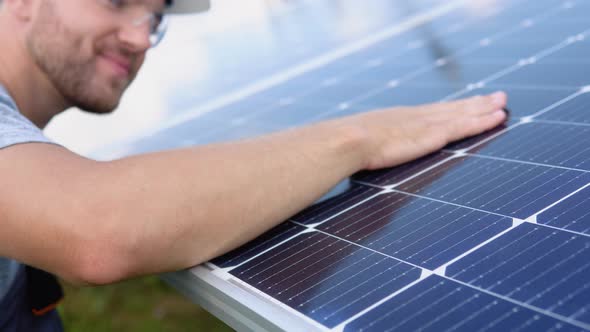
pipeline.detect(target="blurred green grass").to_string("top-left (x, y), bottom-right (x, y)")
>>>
top-left (58, 276), bottom-right (234, 332)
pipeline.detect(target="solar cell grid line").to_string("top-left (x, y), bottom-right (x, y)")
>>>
top-left (537, 185), bottom-right (590, 236)
top-left (107, 1), bottom-right (477, 156)
top-left (124, 97), bottom-right (288, 154)
top-left (228, 231), bottom-right (422, 328)
top-left (443, 120), bottom-right (516, 152)
top-left (462, 20), bottom-right (584, 62)
top-left (504, 17), bottom-right (590, 44)
top-left (325, 6), bottom-right (584, 126)
top-left (490, 37), bottom-right (590, 89)
top-left (216, 4), bottom-right (503, 127)
top-left (303, 0), bottom-right (521, 88)
top-left (543, 32), bottom-right (590, 61)
top-left (538, 88), bottom-right (590, 124)
top-left (391, 155), bottom-right (590, 219)
top-left (148, 0), bottom-right (590, 330)
top-left (353, 152), bottom-right (452, 187)
top-left (246, 100), bottom-right (345, 128)
top-left (465, 121), bottom-right (590, 171)
top-left (290, 185), bottom-right (382, 226)
top-left (446, 222), bottom-right (590, 328)
top-left (336, 84), bottom-right (467, 111)
top-left (342, 275), bottom-right (582, 332)
top-left (123, 0), bottom-right (568, 157)
top-left (312, 191), bottom-right (513, 270)
top-left (408, 0), bottom-right (566, 57)
top-left (326, 0), bottom-right (537, 85)
top-left (210, 222), bottom-right (306, 269)
top-left (399, 57), bottom-right (533, 90)
top-left (320, 25), bottom-right (544, 113)
top-left (474, 42), bottom-right (581, 91)
top-left (123, 0), bottom-right (573, 154)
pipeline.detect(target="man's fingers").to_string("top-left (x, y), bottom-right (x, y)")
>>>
top-left (460, 91), bottom-right (507, 115)
top-left (474, 109), bottom-right (507, 130)
top-left (444, 91), bottom-right (507, 115)
top-left (440, 92), bottom-right (508, 142)
top-left (449, 108), bottom-right (507, 141)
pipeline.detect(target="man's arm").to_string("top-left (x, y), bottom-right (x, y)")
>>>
top-left (0, 93), bottom-right (507, 286)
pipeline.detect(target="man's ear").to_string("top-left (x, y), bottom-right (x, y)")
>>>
top-left (4, 0), bottom-right (35, 21)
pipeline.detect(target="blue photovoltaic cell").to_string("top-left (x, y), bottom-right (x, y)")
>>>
top-left (353, 152), bottom-right (451, 187)
top-left (447, 223), bottom-right (590, 327)
top-left (404, 58), bottom-right (519, 88)
top-left (344, 275), bottom-right (582, 332)
top-left (464, 14), bottom-right (580, 61)
top-left (492, 39), bottom-right (590, 88)
top-left (290, 185), bottom-right (382, 225)
top-left (542, 38), bottom-right (590, 64)
top-left (229, 231), bottom-right (421, 328)
top-left (264, 62), bottom-right (421, 112)
top-left (470, 121), bottom-right (590, 171)
top-left (499, 20), bottom-right (589, 48)
top-left (251, 100), bottom-right (339, 128)
top-left (139, 0), bottom-right (590, 330)
top-left (160, 0), bottom-right (449, 110)
top-left (492, 60), bottom-right (589, 89)
top-left (315, 192), bottom-right (512, 269)
top-left (122, 97), bottom-right (283, 154)
top-left (444, 120), bottom-right (515, 152)
top-left (210, 222), bottom-right (305, 269)
top-left (548, 36), bottom-right (590, 60)
top-left (538, 91), bottom-right (590, 124)
top-left (394, 156), bottom-right (590, 219)
top-left (443, 87), bottom-right (576, 152)
top-left (538, 186), bottom-right (590, 235)
top-left (354, 84), bottom-right (464, 110)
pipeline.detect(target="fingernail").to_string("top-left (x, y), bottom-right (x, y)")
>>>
top-left (490, 91), bottom-right (505, 105)
top-left (493, 109), bottom-right (508, 120)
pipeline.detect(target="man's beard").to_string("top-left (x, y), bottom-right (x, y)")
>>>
top-left (26, 0), bottom-right (135, 114)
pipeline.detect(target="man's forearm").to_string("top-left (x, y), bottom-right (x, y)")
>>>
top-left (5, 94), bottom-right (503, 285)
top-left (85, 120), bottom-right (369, 284)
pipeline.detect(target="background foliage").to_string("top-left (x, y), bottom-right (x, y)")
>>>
top-left (58, 276), bottom-right (234, 332)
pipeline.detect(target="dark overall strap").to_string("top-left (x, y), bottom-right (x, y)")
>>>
top-left (25, 266), bottom-right (64, 316)
top-left (0, 267), bottom-right (64, 332)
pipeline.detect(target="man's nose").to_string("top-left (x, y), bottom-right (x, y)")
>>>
top-left (117, 19), bottom-right (152, 53)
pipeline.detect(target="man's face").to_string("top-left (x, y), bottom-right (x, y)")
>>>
top-left (25, 0), bottom-right (163, 114)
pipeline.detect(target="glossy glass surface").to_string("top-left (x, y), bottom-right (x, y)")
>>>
top-left (447, 223), bottom-right (590, 325)
top-left (538, 186), bottom-right (590, 235)
top-left (143, 0), bottom-right (590, 330)
top-left (345, 275), bottom-right (581, 332)
top-left (228, 231), bottom-right (421, 328)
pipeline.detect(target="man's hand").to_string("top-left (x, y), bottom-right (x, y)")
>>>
top-left (0, 92), bottom-right (508, 285)
top-left (340, 91), bottom-right (507, 170)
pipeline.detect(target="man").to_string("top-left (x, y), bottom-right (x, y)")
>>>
top-left (0, 0), bottom-right (508, 330)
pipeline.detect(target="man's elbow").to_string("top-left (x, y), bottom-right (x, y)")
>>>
top-left (62, 233), bottom-right (135, 286)
top-left (67, 243), bottom-right (131, 286)
top-left (61, 204), bottom-right (140, 286)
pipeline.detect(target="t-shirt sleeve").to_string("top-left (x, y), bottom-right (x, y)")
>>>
top-left (0, 98), bottom-right (52, 149)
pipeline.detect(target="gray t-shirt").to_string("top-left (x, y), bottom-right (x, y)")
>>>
top-left (0, 84), bottom-right (53, 301)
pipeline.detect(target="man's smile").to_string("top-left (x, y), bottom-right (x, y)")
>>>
top-left (98, 52), bottom-right (132, 78)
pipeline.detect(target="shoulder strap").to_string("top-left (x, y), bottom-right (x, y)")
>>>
top-left (25, 266), bottom-right (63, 316)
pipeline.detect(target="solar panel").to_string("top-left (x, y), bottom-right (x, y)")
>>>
top-left (137, 0), bottom-right (590, 330)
